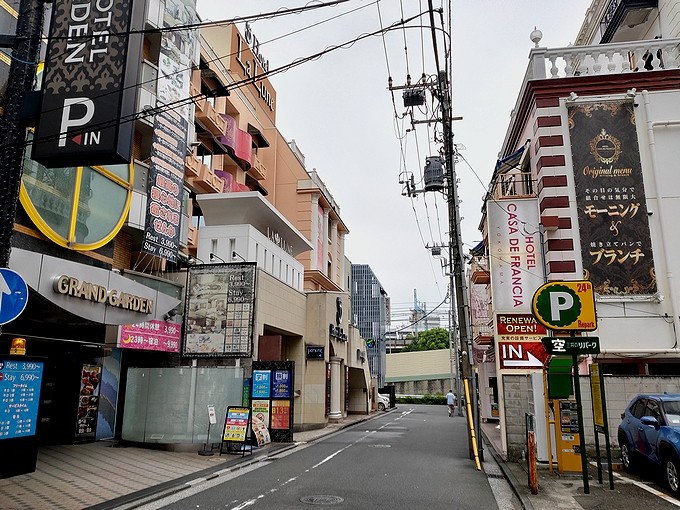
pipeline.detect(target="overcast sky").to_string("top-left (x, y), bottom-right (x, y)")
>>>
top-left (195, 0), bottom-right (593, 326)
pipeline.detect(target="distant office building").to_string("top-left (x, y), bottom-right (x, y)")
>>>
top-left (351, 264), bottom-right (389, 386)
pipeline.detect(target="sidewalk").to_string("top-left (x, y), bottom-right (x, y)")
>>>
top-left (0, 413), bottom-right (374, 510)
top-left (480, 420), bottom-right (680, 510)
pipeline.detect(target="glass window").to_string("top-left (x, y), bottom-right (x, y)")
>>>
top-left (20, 132), bottom-right (133, 250)
top-left (76, 168), bottom-right (129, 244)
top-left (646, 400), bottom-right (661, 420)
top-left (632, 399), bottom-right (647, 419)
top-left (662, 401), bottom-right (680, 426)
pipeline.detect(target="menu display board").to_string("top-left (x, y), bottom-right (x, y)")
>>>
top-left (0, 360), bottom-right (44, 439)
top-left (223, 406), bottom-right (250, 442)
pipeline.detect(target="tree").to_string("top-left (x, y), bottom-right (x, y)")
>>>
top-left (402, 328), bottom-right (449, 352)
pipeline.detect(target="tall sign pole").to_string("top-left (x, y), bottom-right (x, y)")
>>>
top-left (0, 0), bottom-right (44, 268)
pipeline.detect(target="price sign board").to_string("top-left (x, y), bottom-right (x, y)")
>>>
top-left (0, 360), bottom-right (44, 439)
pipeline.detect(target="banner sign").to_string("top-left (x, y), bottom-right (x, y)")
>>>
top-left (118, 319), bottom-right (181, 353)
top-left (568, 101), bottom-right (656, 295)
top-left (487, 199), bottom-right (544, 311)
top-left (183, 264), bottom-right (256, 357)
top-left (0, 360), bottom-right (43, 439)
top-left (142, 0), bottom-right (198, 262)
top-left (33, 0), bottom-right (144, 167)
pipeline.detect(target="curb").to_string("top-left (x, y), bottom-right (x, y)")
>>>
top-left (480, 429), bottom-right (534, 510)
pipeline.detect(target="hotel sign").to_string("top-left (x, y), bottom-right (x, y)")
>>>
top-left (231, 23), bottom-right (276, 115)
top-left (53, 275), bottom-right (154, 314)
top-left (33, 0), bottom-right (144, 167)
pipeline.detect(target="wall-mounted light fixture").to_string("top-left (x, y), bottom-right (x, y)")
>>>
top-left (209, 252), bottom-right (225, 263)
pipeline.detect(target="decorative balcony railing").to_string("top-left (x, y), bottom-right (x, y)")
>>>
top-left (249, 153), bottom-right (267, 181)
top-left (490, 171), bottom-right (536, 200)
top-left (503, 37), bottom-right (680, 149)
top-left (530, 38), bottom-right (679, 80)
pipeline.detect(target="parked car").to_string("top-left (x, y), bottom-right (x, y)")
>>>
top-left (617, 393), bottom-right (680, 494)
top-left (377, 394), bottom-right (390, 411)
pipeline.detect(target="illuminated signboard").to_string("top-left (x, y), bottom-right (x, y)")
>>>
top-left (0, 360), bottom-right (44, 439)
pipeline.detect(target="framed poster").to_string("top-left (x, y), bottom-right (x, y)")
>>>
top-left (222, 406), bottom-right (250, 443)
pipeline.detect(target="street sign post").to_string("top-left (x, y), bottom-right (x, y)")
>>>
top-left (0, 268), bottom-right (28, 325)
top-left (531, 280), bottom-right (598, 495)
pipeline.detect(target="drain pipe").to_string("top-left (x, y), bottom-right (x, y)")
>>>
top-left (641, 90), bottom-right (680, 352)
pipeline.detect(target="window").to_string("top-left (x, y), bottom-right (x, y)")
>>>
top-left (20, 134), bottom-right (133, 250)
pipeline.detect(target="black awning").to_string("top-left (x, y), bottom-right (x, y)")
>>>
top-left (247, 124), bottom-right (270, 148)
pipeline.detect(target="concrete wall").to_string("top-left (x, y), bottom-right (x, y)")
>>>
top-left (389, 379), bottom-right (450, 397)
top-left (386, 349), bottom-right (453, 382)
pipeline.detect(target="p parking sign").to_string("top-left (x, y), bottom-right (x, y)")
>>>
top-left (532, 281), bottom-right (597, 331)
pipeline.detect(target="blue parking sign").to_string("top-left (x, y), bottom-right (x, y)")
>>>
top-left (0, 268), bottom-right (29, 325)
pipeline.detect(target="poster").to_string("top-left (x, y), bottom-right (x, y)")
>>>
top-left (223, 407), bottom-right (249, 442)
top-left (272, 370), bottom-right (291, 398)
top-left (271, 400), bottom-right (290, 430)
top-left (568, 100), bottom-right (656, 295)
top-left (76, 365), bottom-right (101, 439)
top-left (251, 399), bottom-right (270, 426)
top-left (251, 414), bottom-right (271, 447)
top-left (252, 370), bottom-right (271, 398)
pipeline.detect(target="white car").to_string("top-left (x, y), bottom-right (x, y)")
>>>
top-left (377, 394), bottom-right (390, 411)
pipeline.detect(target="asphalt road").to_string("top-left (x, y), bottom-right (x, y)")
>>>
top-left (130, 405), bottom-right (516, 510)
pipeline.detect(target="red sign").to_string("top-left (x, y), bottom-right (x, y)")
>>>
top-left (496, 314), bottom-right (547, 336)
top-left (118, 320), bottom-right (181, 353)
top-left (498, 341), bottom-right (549, 369)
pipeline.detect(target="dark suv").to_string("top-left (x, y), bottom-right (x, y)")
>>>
top-left (618, 393), bottom-right (680, 494)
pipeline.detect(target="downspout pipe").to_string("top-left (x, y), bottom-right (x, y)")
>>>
top-left (641, 90), bottom-right (680, 352)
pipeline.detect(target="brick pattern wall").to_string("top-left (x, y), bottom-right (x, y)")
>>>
top-left (533, 99), bottom-right (580, 280)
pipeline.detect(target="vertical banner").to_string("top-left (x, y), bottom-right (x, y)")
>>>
top-left (487, 198), bottom-right (544, 311)
top-left (33, 0), bottom-right (144, 167)
top-left (568, 101), bottom-right (656, 295)
top-left (143, 0), bottom-right (199, 262)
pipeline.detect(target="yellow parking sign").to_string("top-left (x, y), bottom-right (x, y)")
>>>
top-left (532, 281), bottom-right (597, 331)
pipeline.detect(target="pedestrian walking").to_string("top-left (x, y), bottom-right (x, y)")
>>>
top-left (446, 389), bottom-right (455, 417)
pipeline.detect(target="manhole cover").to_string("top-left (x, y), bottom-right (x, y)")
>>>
top-left (368, 444), bottom-right (391, 448)
top-left (300, 495), bottom-right (344, 505)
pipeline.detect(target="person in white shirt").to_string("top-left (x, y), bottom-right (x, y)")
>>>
top-left (446, 390), bottom-right (455, 417)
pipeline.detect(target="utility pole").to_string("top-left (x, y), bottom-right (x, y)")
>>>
top-left (437, 68), bottom-right (480, 460)
top-left (0, 0), bottom-right (44, 268)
